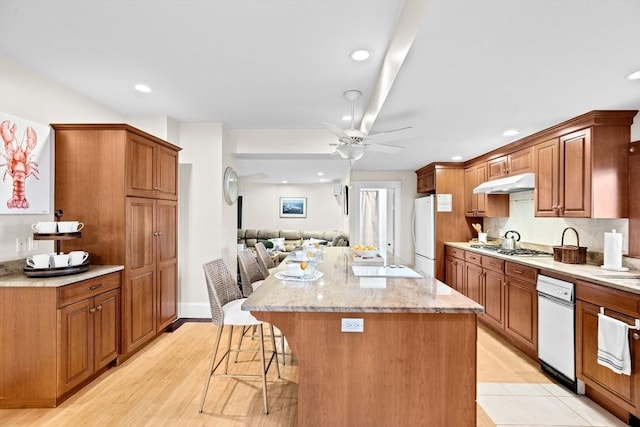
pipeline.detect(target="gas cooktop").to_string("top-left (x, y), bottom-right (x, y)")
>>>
top-left (469, 244), bottom-right (553, 257)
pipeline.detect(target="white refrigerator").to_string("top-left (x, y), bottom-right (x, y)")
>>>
top-left (414, 195), bottom-right (435, 277)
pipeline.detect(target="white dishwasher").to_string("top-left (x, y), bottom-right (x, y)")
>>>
top-left (536, 274), bottom-right (584, 393)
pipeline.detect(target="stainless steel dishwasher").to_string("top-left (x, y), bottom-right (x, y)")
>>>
top-left (536, 274), bottom-right (584, 393)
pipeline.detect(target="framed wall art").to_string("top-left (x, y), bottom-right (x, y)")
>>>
top-left (279, 197), bottom-right (307, 218)
top-left (0, 112), bottom-right (51, 214)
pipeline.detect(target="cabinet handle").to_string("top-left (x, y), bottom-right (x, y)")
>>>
top-left (513, 269), bottom-right (523, 274)
top-left (157, 231), bottom-right (162, 236)
top-left (89, 308), bottom-right (96, 313)
top-left (96, 305), bottom-right (103, 311)
top-left (89, 284), bottom-right (102, 291)
top-left (557, 205), bottom-right (563, 215)
top-left (631, 146), bottom-right (636, 153)
top-left (153, 186), bottom-right (161, 190)
top-left (634, 333), bottom-right (640, 340)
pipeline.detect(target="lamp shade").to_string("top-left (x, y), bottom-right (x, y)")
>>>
top-left (335, 144), bottom-right (365, 160)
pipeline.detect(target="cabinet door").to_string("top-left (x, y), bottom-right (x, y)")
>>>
top-left (505, 277), bottom-right (537, 354)
top-left (483, 269), bottom-right (505, 329)
top-left (465, 165), bottom-right (487, 216)
top-left (445, 255), bottom-right (456, 289)
top-left (124, 198), bottom-right (157, 353)
top-left (155, 145), bottom-right (178, 200)
top-left (576, 300), bottom-right (636, 410)
top-left (94, 289), bottom-right (120, 371)
top-left (445, 255), bottom-right (464, 293)
top-left (509, 147), bottom-right (533, 176)
top-left (560, 129), bottom-right (591, 218)
top-left (534, 138), bottom-right (560, 217)
top-left (58, 298), bottom-right (93, 395)
top-left (156, 200), bottom-right (178, 330)
top-left (464, 262), bottom-right (483, 304)
top-left (487, 156), bottom-right (508, 180)
top-left (126, 134), bottom-right (156, 198)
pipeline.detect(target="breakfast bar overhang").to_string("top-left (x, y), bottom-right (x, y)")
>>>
top-left (242, 247), bottom-right (484, 427)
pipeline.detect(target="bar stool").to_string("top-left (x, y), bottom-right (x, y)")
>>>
top-left (199, 258), bottom-right (280, 415)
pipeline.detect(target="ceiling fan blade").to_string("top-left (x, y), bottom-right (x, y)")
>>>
top-left (366, 142), bottom-right (405, 154)
top-left (320, 122), bottom-right (351, 140)
top-left (359, 1), bottom-right (427, 135)
top-left (367, 126), bottom-right (413, 138)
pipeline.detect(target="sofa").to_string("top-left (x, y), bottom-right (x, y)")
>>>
top-left (237, 229), bottom-right (349, 261)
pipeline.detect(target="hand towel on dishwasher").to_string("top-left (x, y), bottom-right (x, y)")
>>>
top-left (597, 313), bottom-right (631, 375)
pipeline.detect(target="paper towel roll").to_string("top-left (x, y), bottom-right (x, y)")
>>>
top-left (603, 230), bottom-right (623, 270)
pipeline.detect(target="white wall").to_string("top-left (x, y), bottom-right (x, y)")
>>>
top-left (0, 55), bottom-right (123, 261)
top-left (239, 181), bottom-right (346, 232)
top-left (484, 190), bottom-right (629, 253)
top-left (177, 123), bottom-right (235, 318)
top-left (350, 170), bottom-right (417, 263)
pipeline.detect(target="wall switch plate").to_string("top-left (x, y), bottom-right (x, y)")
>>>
top-left (28, 237), bottom-right (38, 251)
top-left (341, 318), bottom-right (364, 333)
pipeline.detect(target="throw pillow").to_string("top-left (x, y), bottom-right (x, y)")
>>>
top-left (269, 237), bottom-right (285, 252)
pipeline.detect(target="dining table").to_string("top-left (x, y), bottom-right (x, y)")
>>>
top-left (242, 246), bottom-right (484, 426)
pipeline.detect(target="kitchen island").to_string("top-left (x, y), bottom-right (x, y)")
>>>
top-left (242, 247), bottom-right (483, 427)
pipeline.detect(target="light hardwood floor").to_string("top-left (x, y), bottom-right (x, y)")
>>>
top-left (0, 321), bottom-right (550, 426)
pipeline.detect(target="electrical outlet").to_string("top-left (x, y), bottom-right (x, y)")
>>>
top-left (28, 237), bottom-right (38, 251)
top-left (16, 237), bottom-right (27, 252)
top-left (341, 318), bottom-right (364, 333)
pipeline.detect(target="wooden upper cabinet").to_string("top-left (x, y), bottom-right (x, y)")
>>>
top-left (416, 164), bottom-right (436, 193)
top-left (465, 163), bottom-right (509, 217)
top-left (487, 147), bottom-right (533, 180)
top-left (126, 134), bottom-right (178, 200)
top-left (534, 121), bottom-right (629, 218)
top-left (629, 141), bottom-right (640, 257)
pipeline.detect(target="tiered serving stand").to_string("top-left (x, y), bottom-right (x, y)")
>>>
top-left (23, 210), bottom-right (89, 277)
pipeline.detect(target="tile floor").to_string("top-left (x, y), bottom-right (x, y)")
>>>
top-left (478, 382), bottom-right (628, 426)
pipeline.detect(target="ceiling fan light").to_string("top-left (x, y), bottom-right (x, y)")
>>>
top-left (336, 144), bottom-right (365, 160)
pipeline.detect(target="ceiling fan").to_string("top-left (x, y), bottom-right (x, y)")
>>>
top-left (323, 90), bottom-right (410, 161)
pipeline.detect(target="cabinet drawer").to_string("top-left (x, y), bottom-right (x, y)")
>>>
top-left (505, 262), bottom-right (537, 283)
top-left (482, 255), bottom-right (504, 273)
top-left (58, 272), bottom-right (121, 308)
top-left (445, 246), bottom-right (465, 260)
top-left (576, 280), bottom-right (640, 317)
top-left (465, 251), bottom-right (482, 265)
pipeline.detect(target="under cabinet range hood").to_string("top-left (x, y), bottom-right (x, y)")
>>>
top-left (473, 172), bottom-right (535, 194)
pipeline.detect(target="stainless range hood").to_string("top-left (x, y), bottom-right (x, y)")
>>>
top-left (473, 172), bottom-right (535, 194)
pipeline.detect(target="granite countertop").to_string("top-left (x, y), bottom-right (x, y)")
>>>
top-left (445, 242), bottom-right (640, 294)
top-left (0, 265), bottom-right (124, 288)
top-left (242, 247), bottom-right (484, 314)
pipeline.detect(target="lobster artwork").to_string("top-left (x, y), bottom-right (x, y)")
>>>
top-left (0, 120), bottom-right (40, 209)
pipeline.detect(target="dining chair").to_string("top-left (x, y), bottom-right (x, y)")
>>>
top-left (237, 249), bottom-right (288, 364)
top-left (199, 258), bottom-right (280, 415)
top-left (255, 241), bottom-right (277, 275)
top-left (237, 249), bottom-right (266, 297)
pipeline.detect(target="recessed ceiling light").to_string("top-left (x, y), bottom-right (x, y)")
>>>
top-left (451, 155), bottom-right (463, 161)
top-left (134, 83), bottom-right (152, 93)
top-left (281, 180), bottom-right (288, 184)
top-left (317, 172), bottom-right (324, 176)
top-left (350, 49), bottom-right (370, 61)
top-left (342, 115), bottom-right (352, 121)
top-left (627, 70), bottom-right (640, 80)
top-left (503, 129), bottom-right (520, 137)
top-left (319, 178), bottom-right (327, 182)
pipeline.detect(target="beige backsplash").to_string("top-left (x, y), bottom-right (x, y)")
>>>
top-left (483, 190), bottom-right (640, 270)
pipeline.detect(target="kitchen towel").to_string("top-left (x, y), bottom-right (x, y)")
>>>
top-left (602, 229), bottom-right (626, 271)
top-left (597, 313), bottom-right (631, 375)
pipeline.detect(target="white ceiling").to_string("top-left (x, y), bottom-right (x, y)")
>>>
top-left (1, 1), bottom-right (639, 184)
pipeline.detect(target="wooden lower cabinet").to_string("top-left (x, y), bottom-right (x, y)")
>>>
top-left (504, 275), bottom-right (537, 358)
top-left (464, 261), bottom-right (483, 304)
top-left (576, 280), bottom-right (640, 420)
top-left (483, 269), bottom-right (505, 329)
top-left (445, 247), bottom-right (465, 293)
top-left (0, 271), bottom-right (121, 408)
top-left (58, 288), bottom-right (120, 395)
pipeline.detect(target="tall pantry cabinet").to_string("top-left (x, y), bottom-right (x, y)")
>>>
top-left (53, 124), bottom-right (181, 360)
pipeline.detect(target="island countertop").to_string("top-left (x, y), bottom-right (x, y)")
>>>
top-left (242, 247), bottom-right (483, 314)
